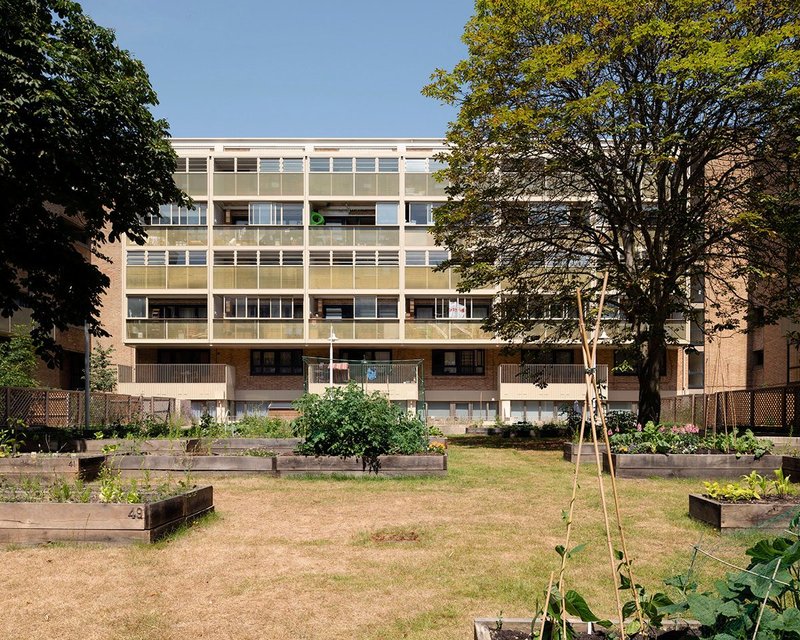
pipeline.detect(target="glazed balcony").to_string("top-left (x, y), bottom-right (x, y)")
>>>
top-left (126, 266), bottom-right (207, 290)
top-left (308, 227), bottom-right (399, 247)
top-left (212, 319), bottom-right (304, 341)
top-left (308, 320), bottom-right (400, 340)
top-left (404, 320), bottom-right (492, 341)
top-left (212, 227), bottom-right (303, 247)
top-left (125, 319), bottom-right (208, 341)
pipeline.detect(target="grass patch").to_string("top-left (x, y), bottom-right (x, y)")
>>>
top-left (0, 444), bottom-right (767, 640)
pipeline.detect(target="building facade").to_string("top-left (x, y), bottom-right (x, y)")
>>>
top-left (100, 138), bottom-right (705, 422)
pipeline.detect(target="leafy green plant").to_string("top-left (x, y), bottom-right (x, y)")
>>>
top-left (241, 448), bottom-right (275, 457)
top-left (0, 324), bottom-right (39, 388)
top-left (704, 481), bottom-right (761, 502)
top-left (704, 470), bottom-right (796, 502)
top-left (292, 383), bottom-right (428, 473)
top-left (664, 531), bottom-right (800, 639)
top-left (97, 465), bottom-right (140, 504)
top-left (87, 344), bottom-right (116, 392)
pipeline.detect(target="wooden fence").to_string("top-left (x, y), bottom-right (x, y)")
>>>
top-left (661, 384), bottom-right (800, 435)
top-left (0, 387), bottom-right (174, 429)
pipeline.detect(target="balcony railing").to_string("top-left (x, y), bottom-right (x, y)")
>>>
top-left (213, 266), bottom-right (303, 289)
top-left (308, 266), bottom-right (399, 289)
top-left (405, 320), bottom-right (492, 341)
top-left (404, 267), bottom-right (460, 289)
top-left (213, 173), bottom-right (304, 196)
top-left (173, 172), bottom-right (207, 196)
top-left (308, 173), bottom-right (400, 197)
top-left (126, 266), bottom-right (207, 289)
top-left (499, 364), bottom-right (609, 385)
top-left (126, 319), bottom-right (208, 340)
top-left (308, 227), bottom-right (399, 247)
top-left (213, 227), bottom-right (303, 247)
top-left (308, 320), bottom-right (400, 340)
top-left (306, 362), bottom-right (419, 386)
top-left (118, 364), bottom-right (230, 384)
top-left (213, 320), bottom-right (303, 340)
top-left (142, 227), bottom-right (208, 247)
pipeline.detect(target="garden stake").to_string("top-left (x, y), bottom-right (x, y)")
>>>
top-left (536, 571), bottom-right (555, 640)
top-left (577, 277), bottom-right (645, 634)
top-left (574, 283), bottom-right (626, 639)
top-left (752, 558), bottom-right (781, 640)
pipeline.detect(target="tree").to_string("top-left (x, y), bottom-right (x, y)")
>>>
top-left (0, 0), bottom-right (187, 364)
top-left (424, 0), bottom-right (800, 423)
top-left (0, 325), bottom-right (39, 388)
top-left (88, 344), bottom-right (116, 392)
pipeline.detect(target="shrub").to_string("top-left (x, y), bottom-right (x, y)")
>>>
top-left (292, 383), bottom-right (428, 472)
top-left (609, 424), bottom-right (773, 457)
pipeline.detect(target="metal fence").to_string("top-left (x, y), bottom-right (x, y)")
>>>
top-left (118, 364), bottom-right (229, 384)
top-left (661, 385), bottom-right (800, 435)
top-left (499, 364), bottom-right (609, 385)
top-left (0, 387), bottom-right (174, 429)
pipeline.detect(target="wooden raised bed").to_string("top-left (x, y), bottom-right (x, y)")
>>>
top-left (781, 455), bottom-right (800, 479)
top-left (111, 455), bottom-right (277, 476)
top-left (202, 437), bottom-right (300, 456)
top-left (474, 617), bottom-right (697, 639)
top-left (689, 493), bottom-right (800, 532)
top-left (0, 454), bottom-right (106, 481)
top-left (563, 441), bottom-right (607, 464)
top-left (603, 453), bottom-right (784, 479)
top-left (276, 454), bottom-right (447, 476)
top-left (0, 485), bottom-right (213, 544)
top-left (70, 438), bottom-right (201, 455)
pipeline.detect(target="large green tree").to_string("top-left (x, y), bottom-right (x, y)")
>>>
top-left (425, 0), bottom-right (800, 423)
top-left (0, 0), bottom-right (186, 363)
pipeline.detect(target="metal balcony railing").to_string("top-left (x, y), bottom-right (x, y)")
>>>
top-left (499, 364), bottom-right (608, 385)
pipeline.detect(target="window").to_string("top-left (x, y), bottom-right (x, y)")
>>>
top-left (332, 157), bottom-right (353, 172)
top-left (405, 159), bottom-right (428, 173)
top-left (310, 250), bottom-right (398, 266)
top-left (429, 298), bottom-right (492, 319)
top-left (753, 349), bottom-right (765, 367)
top-left (352, 296), bottom-right (398, 319)
top-left (375, 202), bottom-right (398, 225)
top-left (378, 158), bottom-right (398, 172)
top-left (309, 157), bottom-right (330, 172)
top-left (259, 158), bottom-right (303, 172)
top-left (174, 157), bottom-right (208, 173)
top-left (126, 251), bottom-right (146, 266)
top-left (249, 202), bottom-right (303, 225)
top-left (147, 204), bottom-right (207, 226)
top-left (355, 157), bottom-right (376, 172)
top-left (406, 203), bottom-right (440, 225)
top-left (432, 349), bottom-right (485, 376)
top-left (688, 352), bottom-right (704, 389)
top-left (188, 251), bottom-right (207, 266)
top-left (250, 350), bottom-right (303, 375)
top-left (127, 297), bottom-right (146, 318)
top-left (613, 350), bottom-right (667, 377)
top-left (223, 297), bottom-right (302, 319)
top-left (168, 251), bottom-right (186, 266)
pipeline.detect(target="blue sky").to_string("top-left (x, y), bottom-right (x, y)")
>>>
top-left (79, 0), bottom-right (473, 139)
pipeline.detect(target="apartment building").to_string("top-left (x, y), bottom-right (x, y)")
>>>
top-left (100, 138), bottom-right (705, 422)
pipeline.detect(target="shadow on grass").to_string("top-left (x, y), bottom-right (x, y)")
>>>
top-left (448, 435), bottom-right (566, 451)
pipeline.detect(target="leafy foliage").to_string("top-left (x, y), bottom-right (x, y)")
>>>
top-left (88, 344), bottom-right (116, 392)
top-left (610, 424), bottom-right (772, 457)
top-left (0, 0), bottom-right (187, 362)
top-left (231, 415), bottom-right (293, 438)
top-left (423, 0), bottom-right (800, 424)
top-left (0, 325), bottom-right (39, 388)
top-left (704, 470), bottom-right (797, 502)
top-left (292, 383), bottom-right (429, 473)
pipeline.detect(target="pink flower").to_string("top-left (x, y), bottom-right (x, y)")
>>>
top-left (636, 423), bottom-right (642, 432)
top-left (607, 429), bottom-right (613, 436)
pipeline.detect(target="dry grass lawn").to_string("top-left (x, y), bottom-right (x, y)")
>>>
top-left (0, 438), bottom-right (769, 640)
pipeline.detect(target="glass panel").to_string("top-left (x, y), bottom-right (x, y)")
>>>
top-left (355, 158), bottom-right (375, 172)
top-left (355, 296), bottom-right (376, 318)
top-left (378, 158), bottom-right (398, 172)
top-left (354, 173), bottom-right (377, 196)
top-left (127, 297), bottom-right (146, 318)
top-left (376, 173), bottom-right (399, 195)
top-left (309, 158), bottom-right (330, 172)
top-left (331, 173), bottom-right (354, 196)
top-left (407, 203), bottom-right (431, 225)
top-left (405, 159), bottom-right (427, 172)
top-left (259, 159), bottom-right (280, 172)
top-left (308, 174), bottom-right (332, 196)
top-left (235, 174), bottom-right (258, 195)
top-left (405, 174), bottom-right (428, 196)
top-left (376, 202), bottom-right (398, 225)
top-left (283, 158), bottom-right (303, 172)
top-left (332, 158), bottom-right (353, 172)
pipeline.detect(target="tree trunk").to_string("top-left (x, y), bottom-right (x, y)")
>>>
top-left (637, 331), bottom-right (666, 425)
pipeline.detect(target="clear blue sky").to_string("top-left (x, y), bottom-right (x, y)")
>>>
top-left (78, 0), bottom-right (473, 139)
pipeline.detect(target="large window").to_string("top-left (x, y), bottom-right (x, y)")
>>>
top-left (432, 349), bottom-right (485, 376)
top-left (146, 204), bottom-right (207, 226)
top-left (250, 349), bottom-right (303, 376)
top-left (222, 297), bottom-right (302, 319)
top-left (406, 203), bottom-right (441, 225)
top-left (248, 202), bottom-right (303, 225)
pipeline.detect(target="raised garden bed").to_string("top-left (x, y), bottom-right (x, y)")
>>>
top-left (111, 455), bottom-right (277, 476)
top-left (562, 441), bottom-right (607, 464)
top-left (275, 454), bottom-right (447, 476)
top-left (474, 617), bottom-right (698, 639)
top-left (69, 438), bottom-right (201, 455)
top-left (688, 493), bottom-right (800, 532)
top-left (781, 455), bottom-right (800, 478)
top-left (0, 454), bottom-right (106, 481)
top-left (0, 485), bottom-right (213, 544)
top-left (603, 453), bottom-right (784, 479)
top-left (202, 437), bottom-right (300, 456)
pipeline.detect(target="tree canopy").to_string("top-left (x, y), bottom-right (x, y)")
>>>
top-left (0, 0), bottom-right (187, 362)
top-left (424, 0), bottom-right (800, 422)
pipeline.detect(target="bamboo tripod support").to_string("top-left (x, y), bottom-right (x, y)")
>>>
top-left (555, 273), bottom-right (644, 638)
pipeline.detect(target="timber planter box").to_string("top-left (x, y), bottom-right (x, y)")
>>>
top-left (0, 454), bottom-right (106, 481)
top-left (70, 438), bottom-right (202, 455)
top-left (276, 454), bottom-right (447, 476)
top-left (0, 485), bottom-right (213, 545)
top-left (111, 455), bottom-right (277, 476)
top-left (603, 453), bottom-right (784, 479)
top-left (203, 437), bottom-right (300, 456)
top-left (688, 493), bottom-right (800, 532)
top-left (782, 455), bottom-right (800, 478)
top-left (563, 441), bottom-right (607, 464)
